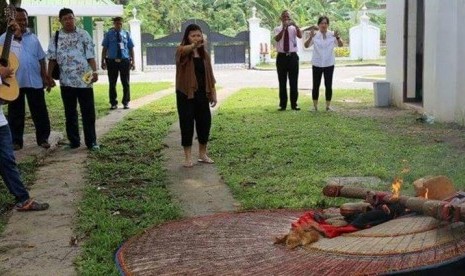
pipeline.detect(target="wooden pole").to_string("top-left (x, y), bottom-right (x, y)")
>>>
top-left (323, 184), bottom-right (465, 223)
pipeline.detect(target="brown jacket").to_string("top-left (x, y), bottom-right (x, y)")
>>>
top-left (175, 45), bottom-right (216, 100)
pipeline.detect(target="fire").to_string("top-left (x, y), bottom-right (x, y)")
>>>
top-left (425, 188), bottom-right (429, 199)
top-left (391, 178), bottom-right (403, 199)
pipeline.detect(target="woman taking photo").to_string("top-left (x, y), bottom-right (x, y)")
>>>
top-left (175, 24), bottom-right (217, 168)
top-left (304, 16), bottom-right (343, 111)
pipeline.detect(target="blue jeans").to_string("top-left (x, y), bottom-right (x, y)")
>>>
top-left (0, 125), bottom-right (30, 203)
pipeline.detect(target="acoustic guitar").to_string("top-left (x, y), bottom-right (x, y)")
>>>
top-left (0, 2), bottom-right (20, 102)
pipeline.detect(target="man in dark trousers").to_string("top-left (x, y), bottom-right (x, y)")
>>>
top-left (101, 17), bottom-right (135, 110)
top-left (0, 7), bottom-right (51, 150)
top-left (274, 10), bottom-right (302, 111)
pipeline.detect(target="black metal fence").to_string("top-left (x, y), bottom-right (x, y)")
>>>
top-left (141, 19), bottom-right (249, 68)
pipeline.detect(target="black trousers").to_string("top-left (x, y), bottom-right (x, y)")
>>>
top-left (276, 53), bottom-right (299, 109)
top-left (60, 86), bottom-right (97, 148)
top-left (7, 88), bottom-right (50, 147)
top-left (312, 65), bottom-right (335, 101)
top-left (176, 90), bottom-right (211, 147)
top-left (107, 59), bottom-right (131, 106)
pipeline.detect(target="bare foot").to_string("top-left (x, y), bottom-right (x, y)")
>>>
top-left (183, 160), bottom-right (193, 168)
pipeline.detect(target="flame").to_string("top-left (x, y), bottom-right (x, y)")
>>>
top-left (391, 178), bottom-right (403, 199)
top-left (424, 188), bottom-right (429, 199)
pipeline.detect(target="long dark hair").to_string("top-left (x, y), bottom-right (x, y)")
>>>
top-left (181, 23), bottom-right (206, 59)
top-left (317, 16), bottom-right (330, 25)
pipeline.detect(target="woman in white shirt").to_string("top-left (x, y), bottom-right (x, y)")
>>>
top-left (304, 16), bottom-right (343, 111)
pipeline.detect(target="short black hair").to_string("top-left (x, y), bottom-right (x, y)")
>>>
top-left (112, 17), bottom-right (123, 22)
top-left (59, 8), bottom-right (74, 20)
top-left (15, 7), bottom-right (28, 17)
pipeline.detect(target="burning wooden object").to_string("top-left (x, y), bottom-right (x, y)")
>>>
top-left (413, 175), bottom-right (456, 200)
top-left (323, 183), bottom-right (465, 223)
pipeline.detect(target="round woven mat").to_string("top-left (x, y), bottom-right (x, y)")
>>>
top-left (115, 209), bottom-right (465, 275)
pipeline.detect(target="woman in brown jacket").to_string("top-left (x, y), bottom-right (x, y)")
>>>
top-left (175, 24), bottom-right (217, 168)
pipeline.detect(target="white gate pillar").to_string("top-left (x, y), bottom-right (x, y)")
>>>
top-left (95, 20), bottom-right (104, 73)
top-left (129, 8), bottom-right (142, 72)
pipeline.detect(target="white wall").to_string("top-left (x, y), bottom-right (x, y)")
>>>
top-left (386, 0), bottom-right (405, 107)
top-left (349, 15), bottom-right (380, 60)
top-left (456, 2), bottom-right (465, 125)
top-left (299, 32), bottom-right (312, 62)
top-left (423, 1), bottom-right (458, 122)
top-left (387, 0), bottom-right (465, 125)
top-left (248, 13), bottom-right (271, 68)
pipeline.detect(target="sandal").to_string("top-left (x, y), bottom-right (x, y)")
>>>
top-left (15, 199), bottom-right (50, 212)
top-left (198, 156), bottom-right (214, 164)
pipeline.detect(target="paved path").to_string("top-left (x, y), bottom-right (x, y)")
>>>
top-left (130, 66), bottom-right (384, 90)
top-left (0, 66), bottom-right (384, 274)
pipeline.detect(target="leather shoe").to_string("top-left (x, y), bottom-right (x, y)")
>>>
top-left (40, 142), bottom-right (50, 149)
top-left (13, 144), bottom-right (22, 151)
top-left (110, 105), bottom-right (117, 110)
top-left (292, 107), bottom-right (301, 111)
top-left (278, 107), bottom-right (286, 111)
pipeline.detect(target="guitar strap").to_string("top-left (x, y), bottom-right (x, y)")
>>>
top-left (54, 30), bottom-right (59, 56)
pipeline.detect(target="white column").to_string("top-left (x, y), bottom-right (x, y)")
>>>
top-left (95, 21), bottom-right (104, 73)
top-left (423, 1), bottom-right (457, 122)
top-left (386, 0), bottom-right (405, 107)
top-left (35, 15), bottom-right (50, 51)
top-left (248, 7), bottom-right (261, 69)
top-left (456, 2), bottom-right (465, 125)
top-left (129, 12), bottom-right (142, 72)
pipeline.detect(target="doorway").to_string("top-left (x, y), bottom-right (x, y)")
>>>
top-left (403, 0), bottom-right (424, 103)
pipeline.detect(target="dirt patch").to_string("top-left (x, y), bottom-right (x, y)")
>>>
top-left (341, 104), bottom-right (465, 153)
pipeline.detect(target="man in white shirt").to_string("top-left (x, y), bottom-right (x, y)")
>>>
top-left (274, 10), bottom-right (302, 111)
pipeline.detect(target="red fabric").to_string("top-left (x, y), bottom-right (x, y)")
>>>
top-left (283, 28), bottom-right (290, 52)
top-left (291, 211), bottom-right (360, 238)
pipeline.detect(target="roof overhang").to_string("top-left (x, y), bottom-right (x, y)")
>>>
top-left (22, 5), bottom-right (124, 17)
top-left (21, 0), bottom-right (124, 16)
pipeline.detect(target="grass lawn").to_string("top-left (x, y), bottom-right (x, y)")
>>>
top-left (76, 95), bottom-right (182, 275)
top-left (211, 88), bottom-right (465, 209)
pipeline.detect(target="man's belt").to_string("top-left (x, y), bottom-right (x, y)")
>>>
top-left (278, 52), bottom-right (297, 57)
top-left (107, 58), bottom-right (128, 63)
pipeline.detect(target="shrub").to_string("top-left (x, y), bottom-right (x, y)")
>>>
top-left (335, 47), bottom-right (350, 57)
top-left (381, 46), bottom-right (387, 57)
top-left (270, 47), bottom-right (277, 59)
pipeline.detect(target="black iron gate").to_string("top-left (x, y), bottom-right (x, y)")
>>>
top-left (141, 19), bottom-right (249, 67)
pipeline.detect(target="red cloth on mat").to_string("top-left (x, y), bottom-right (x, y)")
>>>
top-left (291, 211), bottom-right (360, 238)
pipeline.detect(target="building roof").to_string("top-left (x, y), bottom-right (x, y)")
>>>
top-left (22, 0), bottom-right (123, 16)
